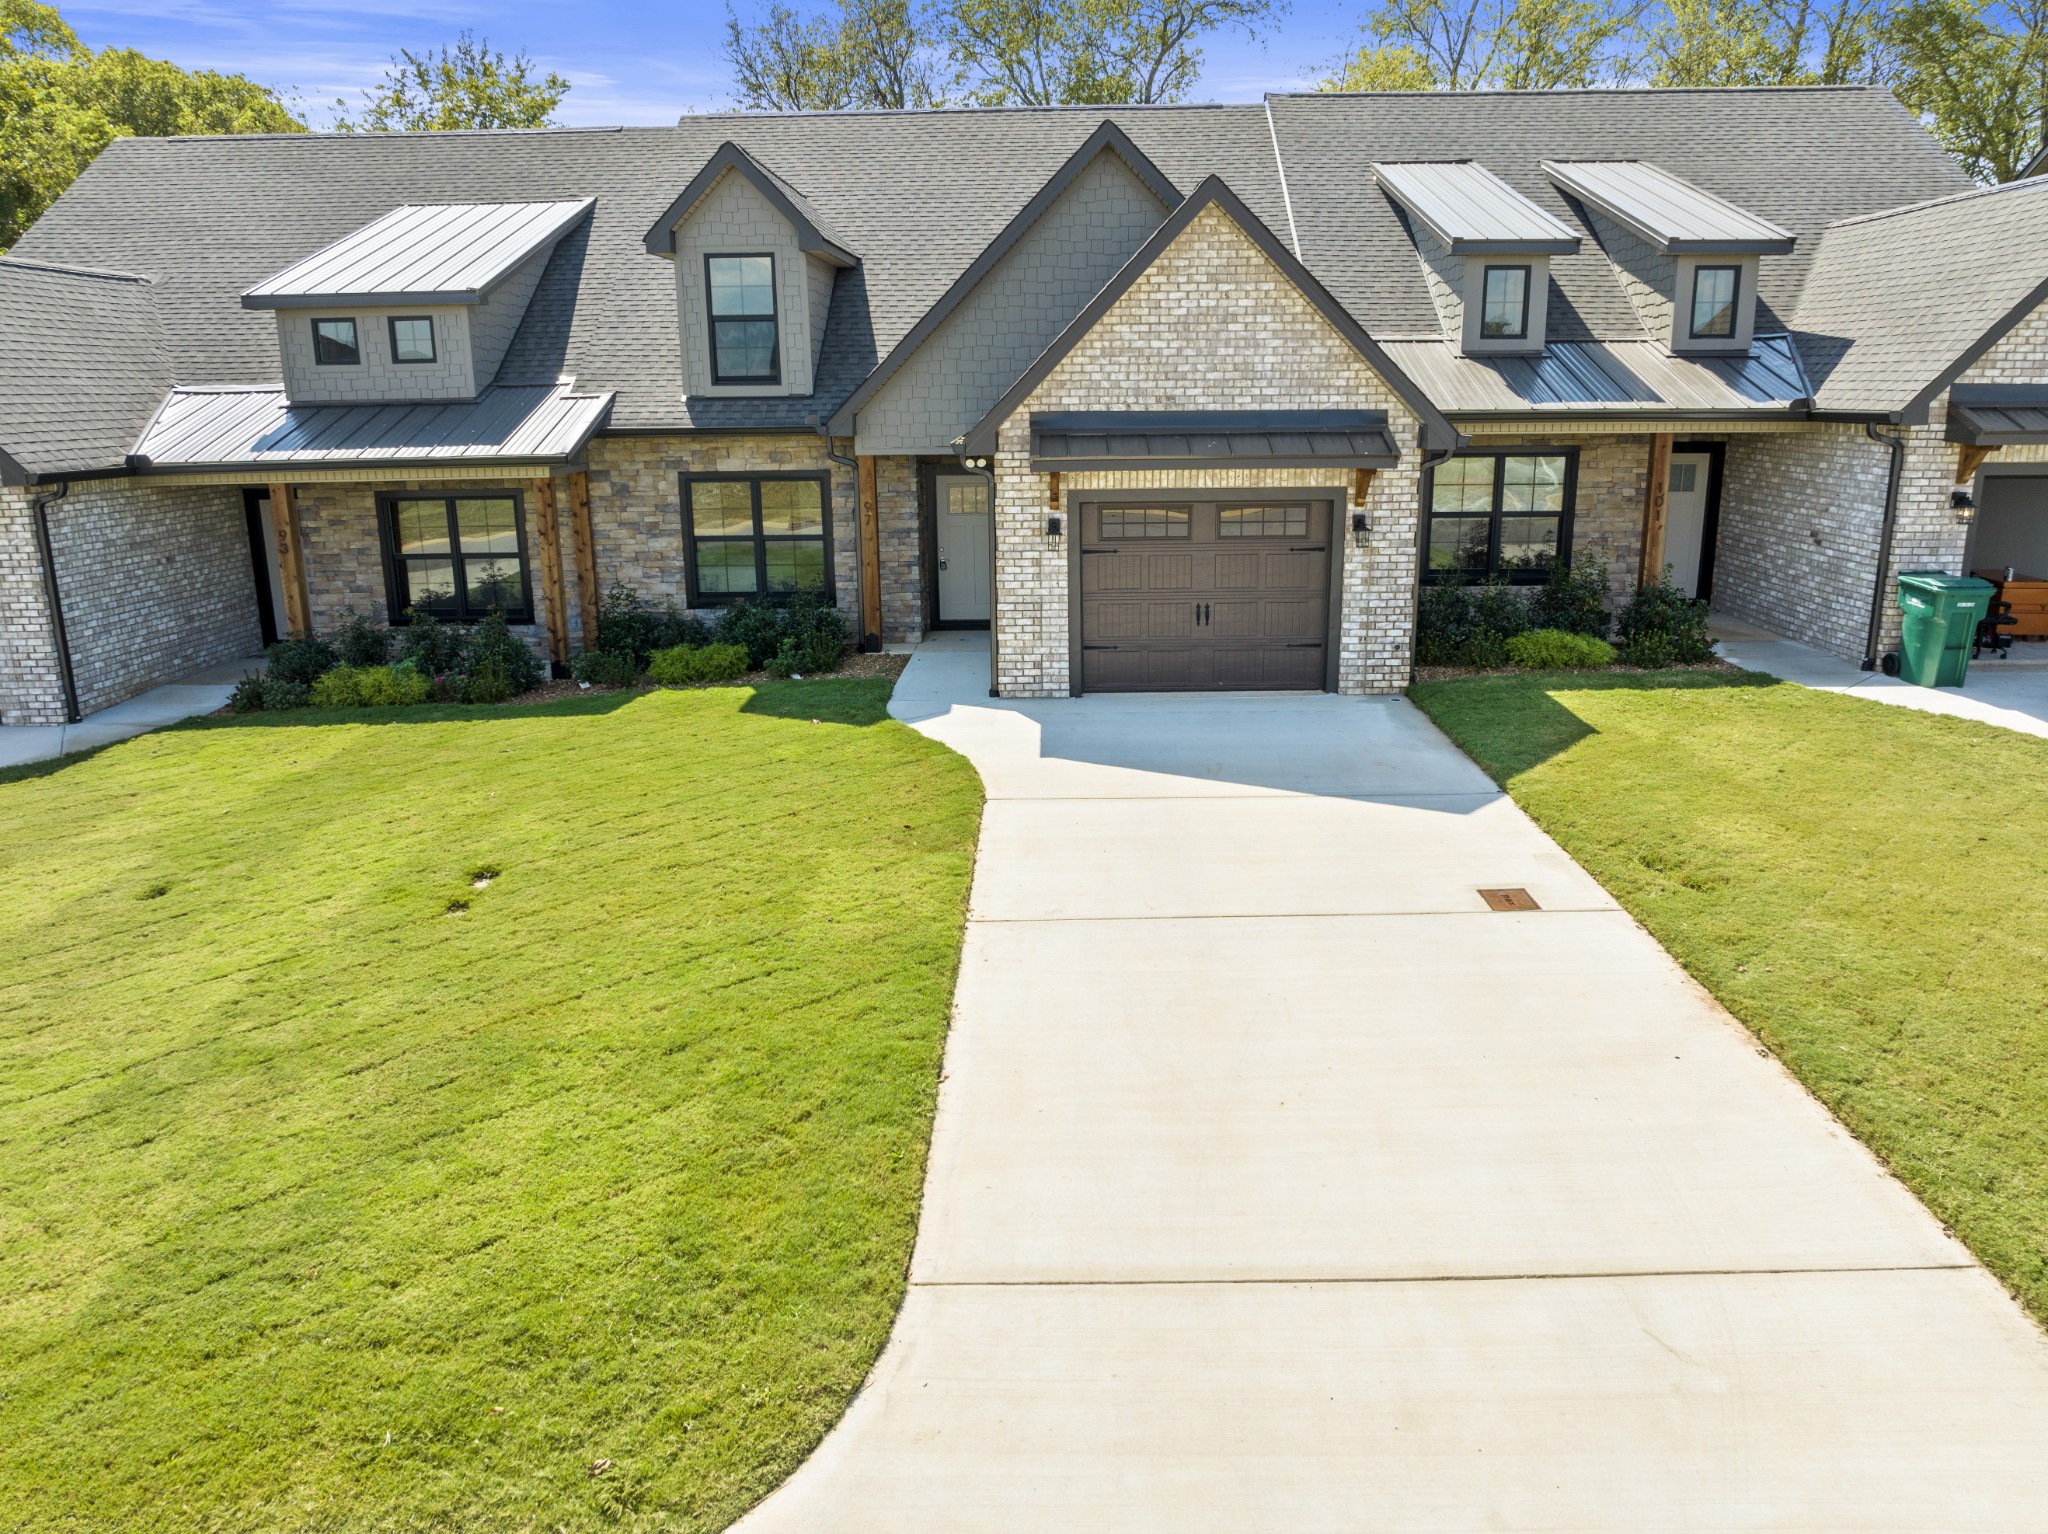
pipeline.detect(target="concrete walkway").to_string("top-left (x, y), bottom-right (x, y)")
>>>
top-left (737, 632), bottom-right (2048, 1531)
top-left (1713, 612), bottom-right (2048, 739)
top-left (0, 655), bottom-right (260, 769)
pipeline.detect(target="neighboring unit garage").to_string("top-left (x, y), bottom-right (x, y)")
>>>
top-left (1076, 494), bottom-right (1335, 692)
top-left (1971, 474), bottom-right (2048, 577)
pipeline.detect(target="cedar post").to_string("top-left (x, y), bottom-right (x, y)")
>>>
top-left (1046, 470), bottom-right (1062, 510)
top-left (1352, 467), bottom-right (1376, 513)
top-left (1956, 443), bottom-right (1998, 486)
top-left (1638, 433), bottom-right (1674, 587)
top-left (568, 469), bottom-right (599, 652)
top-left (856, 454), bottom-right (882, 651)
top-left (267, 483), bottom-right (311, 636)
top-left (534, 474), bottom-right (570, 666)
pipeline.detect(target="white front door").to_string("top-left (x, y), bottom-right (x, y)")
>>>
top-left (1664, 452), bottom-right (1713, 597)
top-left (935, 474), bottom-right (992, 623)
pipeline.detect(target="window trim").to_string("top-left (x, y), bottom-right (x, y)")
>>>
top-left (704, 252), bottom-right (782, 386)
top-left (1422, 447), bottom-right (1579, 586)
top-left (1480, 264), bottom-right (1532, 341)
top-left (680, 470), bottom-right (835, 607)
top-left (376, 489), bottom-right (536, 625)
top-left (388, 315), bottom-right (437, 365)
top-left (311, 317), bottom-right (360, 366)
top-left (1689, 263), bottom-right (1741, 340)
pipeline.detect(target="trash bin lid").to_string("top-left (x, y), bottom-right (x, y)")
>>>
top-left (1898, 570), bottom-right (1996, 594)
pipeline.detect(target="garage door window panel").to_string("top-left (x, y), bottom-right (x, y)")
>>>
top-left (1428, 452), bottom-right (1575, 584)
top-left (1101, 506), bottom-right (1190, 539)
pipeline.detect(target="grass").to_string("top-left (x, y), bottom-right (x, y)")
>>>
top-left (0, 680), bottom-right (982, 1532)
top-left (1410, 668), bottom-right (2048, 1325)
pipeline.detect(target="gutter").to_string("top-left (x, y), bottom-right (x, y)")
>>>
top-left (1861, 420), bottom-right (1908, 671)
top-left (29, 481), bottom-right (80, 724)
top-left (815, 421), bottom-right (880, 654)
top-left (1408, 440), bottom-right (1461, 683)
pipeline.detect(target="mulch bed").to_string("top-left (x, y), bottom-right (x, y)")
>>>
top-left (1411, 660), bottom-right (1740, 685)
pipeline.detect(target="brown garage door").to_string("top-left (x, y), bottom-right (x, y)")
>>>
top-left (1078, 496), bottom-right (1333, 692)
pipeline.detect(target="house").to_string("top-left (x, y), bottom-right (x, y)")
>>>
top-left (4, 86), bottom-right (2047, 723)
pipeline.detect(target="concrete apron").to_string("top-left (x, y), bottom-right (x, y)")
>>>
top-left (737, 632), bottom-right (2048, 1531)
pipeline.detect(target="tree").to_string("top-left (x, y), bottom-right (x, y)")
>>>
top-left (1638, 0), bottom-right (1896, 84)
top-left (726, 0), bottom-right (955, 109)
top-left (1325, 0), bottom-right (1641, 92)
top-left (1886, 0), bottom-right (2048, 181)
top-left (333, 30), bottom-right (568, 132)
top-left (2, 0), bottom-right (303, 250)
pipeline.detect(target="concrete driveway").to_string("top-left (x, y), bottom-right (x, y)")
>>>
top-left (737, 634), bottom-right (2048, 1531)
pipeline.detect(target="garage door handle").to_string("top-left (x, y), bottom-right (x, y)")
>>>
top-left (1290, 545), bottom-right (1326, 552)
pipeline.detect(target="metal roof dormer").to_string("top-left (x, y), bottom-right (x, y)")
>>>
top-left (1371, 162), bottom-right (1582, 256)
top-left (1541, 162), bottom-right (1793, 256)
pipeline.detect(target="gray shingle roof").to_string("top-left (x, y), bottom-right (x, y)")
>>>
top-left (1794, 178), bottom-right (2048, 416)
top-left (242, 200), bottom-right (594, 308)
top-left (0, 257), bottom-right (167, 482)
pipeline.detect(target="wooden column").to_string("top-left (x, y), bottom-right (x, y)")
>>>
top-left (533, 475), bottom-right (570, 666)
top-left (567, 469), bottom-right (599, 652)
top-left (1638, 433), bottom-right (1674, 587)
top-left (856, 454), bottom-right (882, 651)
top-left (267, 482), bottom-right (310, 636)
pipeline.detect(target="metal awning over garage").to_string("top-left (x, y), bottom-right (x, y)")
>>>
top-left (1947, 386), bottom-right (2048, 445)
top-left (1029, 410), bottom-right (1399, 471)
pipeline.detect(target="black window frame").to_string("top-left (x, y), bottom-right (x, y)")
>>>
top-left (388, 315), bottom-right (437, 365)
top-left (376, 489), bottom-right (536, 625)
top-left (704, 253), bottom-right (782, 386)
top-left (1689, 263), bottom-right (1741, 340)
top-left (681, 471), bottom-right (835, 607)
top-left (1479, 264), bottom-right (1532, 340)
top-left (311, 317), bottom-right (360, 366)
top-left (1423, 448), bottom-right (1579, 586)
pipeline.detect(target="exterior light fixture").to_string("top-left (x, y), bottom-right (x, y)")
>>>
top-left (1350, 510), bottom-right (1370, 545)
top-left (1046, 514), bottom-right (1063, 537)
top-left (1952, 489), bottom-right (1977, 524)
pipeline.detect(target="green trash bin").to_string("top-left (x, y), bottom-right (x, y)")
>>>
top-left (1896, 571), bottom-right (1995, 687)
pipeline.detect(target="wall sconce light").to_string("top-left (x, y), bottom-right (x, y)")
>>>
top-left (1350, 510), bottom-right (1370, 546)
top-left (1952, 489), bottom-right (1977, 524)
top-left (1046, 514), bottom-right (1063, 537)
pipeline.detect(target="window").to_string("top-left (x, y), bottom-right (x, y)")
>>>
top-left (1099, 506), bottom-right (1190, 539)
top-left (706, 255), bottom-right (780, 384)
top-left (389, 316), bottom-right (436, 364)
top-left (1690, 265), bottom-right (1739, 339)
top-left (312, 318), bottom-right (359, 365)
top-left (683, 473), bottom-right (832, 604)
top-left (381, 494), bottom-right (532, 622)
top-left (1426, 452), bottom-right (1574, 584)
top-left (1219, 505), bottom-right (1309, 538)
top-left (1480, 265), bottom-right (1531, 339)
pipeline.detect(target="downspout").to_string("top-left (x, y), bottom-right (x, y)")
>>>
top-left (958, 453), bottom-right (999, 697)
top-left (1408, 440), bottom-right (1459, 682)
top-left (30, 480), bottom-right (80, 724)
top-left (1861, 420), bottom-right (1907, 671)
top-left (816, 422), bottom-right (878, 654)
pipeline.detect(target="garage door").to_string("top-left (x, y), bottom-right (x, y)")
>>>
top-left (1077, 496), bottom-right (1333, 692)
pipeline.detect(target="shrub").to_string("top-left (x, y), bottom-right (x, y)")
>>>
top-left (428, 674), bottom-right (471, 704)
top-left (265, 632), bottom-right (339, 687)
top-left (260, 677), bottom-right (311, 711)
top-left (311, 664), bottom-right (431, 708)
top-left (228, 674), bottom-right (267, 714)
top-left (1454, 631), bottom-right (1511, 669)
top-left (1506, 628), bottom-right (1618, 669)
top-left (572, 649), bottom-right (642, 687)
top-left (1617, 574), bottom-right (1713, 666)
top-left (397, 610), bottom-right (471, 676)
top-left (468, 612), bottom-right (544, 696)
top-left (1528, 555), bottom-right (1612, 639)
top-left (713, 596), bottom-right (787, 669)
top-left (1416, 577), bottom-right (1531, 667)
top-left (649, 642), bottom-right (748, 685)
top-left (331, 607), bottom-right (392, 668)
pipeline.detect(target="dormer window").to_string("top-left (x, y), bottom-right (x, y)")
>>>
top-left (390, 316), bottom-right (436, 364)
top-left (707, 255), bottom-right (780, 385)
top-left (1689, 266), bottom-right (1739, 340)
top-left (1481, 265), bottom-right (1531, 340)
top-left (312, 318), bottom-right (359, 365)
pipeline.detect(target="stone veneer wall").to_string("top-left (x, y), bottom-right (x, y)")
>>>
top-left (990, 202), bottom-right (1423, 697)
top-left (0, 479), bottom-right (258, 724)
top-left (1450, 434), bottom-right (1650, 606)
top-left (874, 455), bottom-right (924, 641)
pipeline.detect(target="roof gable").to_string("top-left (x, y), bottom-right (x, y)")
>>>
top-left (642, 141), bottom-right (859, 266)
top-left (0, 257), bottom-right (166, 483)
top-left (961, 175), bottom-right (1459, 455)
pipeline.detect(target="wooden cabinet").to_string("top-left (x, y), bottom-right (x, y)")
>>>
top-left (1974, 570), bottom-right (2048, 640)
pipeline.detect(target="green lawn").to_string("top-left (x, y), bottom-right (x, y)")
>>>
top-left (0, 680), bottom-right (982, 1532)
top-left (1411, 669), bottom-right (2048, 1323)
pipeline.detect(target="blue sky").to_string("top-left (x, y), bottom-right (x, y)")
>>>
top-left (62, 0), bottom-right (1365, 128)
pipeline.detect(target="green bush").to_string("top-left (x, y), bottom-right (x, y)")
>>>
top-left (467, 612), bottom-right (544, 696)
top-left (1528, 555), bottom-right (1612, 638)
top-left (572, 649), bottom-right (641, 687)
top-left (331, 607), bottom-right (392, 668)
top-left (1506, 628), bottom-right (1618, 669)
top-left (265, 632), bottom-right (339, 687)
top-left (260, 677), bottom-right (311, 711)
top-left (396, 610), bottom-right (471, 677)
top-left (593, 585), bottom-right (713, 665)
top-left (713, 596), bottom-right (788, 669)
top-left (649, 642), bottom-right (748, 685)
top-left (1417, 578), bottom-right (1531, 667)
top-left (310, 665), bottom-right (431, 709)
top-left (1454, 632), bottom-right (1512, 669)
top-left (228, 674), bottom-right (267, 714)
top-left (1617, 574), bottom-right (1713, 666)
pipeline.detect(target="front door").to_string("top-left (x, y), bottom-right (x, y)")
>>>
top-left (1078, 496), bottom-right (1333, 692)
top-left (1665, 452), bottom-right (1714, 598)
top-left (935, 474), bottom-right (991, 624)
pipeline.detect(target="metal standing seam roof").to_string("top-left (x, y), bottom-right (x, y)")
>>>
top-left (1371, 162), bottom-right (1582, 254)
top-left (128, 383), bottom-right (613, 470)
top-left (241, 199), bottom-right (596, 308)
top-left (1030, 410), bottom-right (1400, 469)
top-left (1945, 385), bottom-right (2048, 443)
top-left (1378, 333), bottom-right (1811, 415)
top-left (1542, 161), bottom-right (1795, 254)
